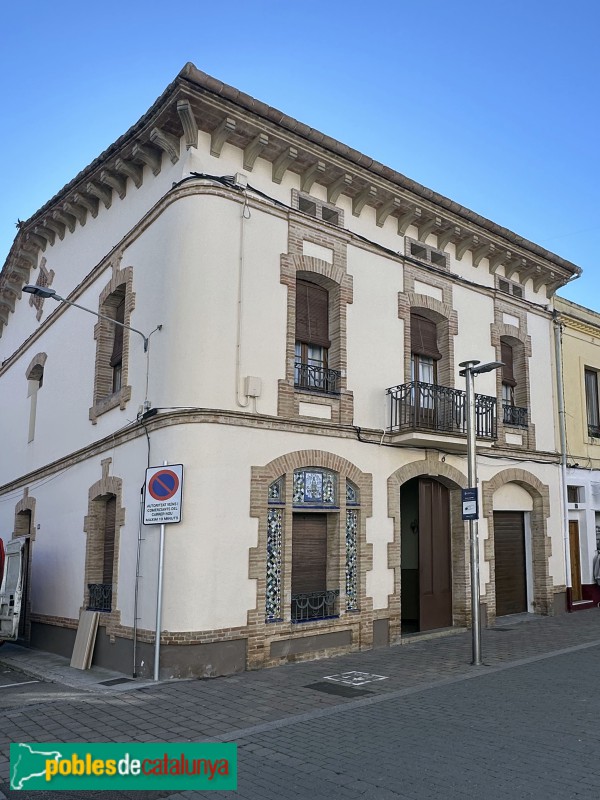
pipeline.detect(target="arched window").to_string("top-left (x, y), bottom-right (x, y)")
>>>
top-left (89, 266), bottom-right (134, 423)
top-left (87, 494), bottom-right (117, 612)
top-left (26, 364), bottom-right (44, 443)
top-left (265, 468), bottom-right (360, 622)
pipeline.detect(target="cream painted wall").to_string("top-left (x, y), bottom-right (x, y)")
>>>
top-left (527, 311), bottom-right (556, 452)
top-left (346, 246), bottom-right (404, 428)
top-left (0, 414), bottom-right (565, 633)
top-left (453, 285), bottom-right (497, 392)
top-left (492, 482), bottom-right (534, 511)
top-left (558, 324), bottom-right (600, 465)
top-left (0, 153), bottom-right (185, 363)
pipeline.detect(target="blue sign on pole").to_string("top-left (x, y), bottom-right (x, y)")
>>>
top-left (462, 487), bottom-right (478, 520)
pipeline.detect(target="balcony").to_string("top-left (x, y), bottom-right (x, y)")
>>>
top-left (386, 381), bottom-right (497, 448)
top-left (87, 583), bottom-right (112, 612)
top-left (295, 362), bottom-right (341, 395)
top-left (503, 404), bottom-right (528, 428)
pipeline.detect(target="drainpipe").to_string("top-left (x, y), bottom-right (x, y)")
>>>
top-left (553, 311), bottom-right (572, 611)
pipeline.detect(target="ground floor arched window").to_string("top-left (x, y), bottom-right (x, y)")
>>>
top-left (266, 467), bottom-right (362, 623)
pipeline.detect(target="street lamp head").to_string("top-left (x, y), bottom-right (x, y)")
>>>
top-left (22, 285), bottom-right (62, 300)
top-left (471, 361), bottom-right (504, 375)
top-left (459, 360), bottom-right (504, 377)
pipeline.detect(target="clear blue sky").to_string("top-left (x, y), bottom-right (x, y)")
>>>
top-left (1, 1), bottom-right (597, 307)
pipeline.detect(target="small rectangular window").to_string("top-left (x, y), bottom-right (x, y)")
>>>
top-left (321, 206), bottom-right (339, 225)
top-left (498, 278), bottom-right (523, 298)
top-left (298, 197), bottom-right (317, 216)
top-left (410, 243), bottom-right (427, 259)
top-left (567, 486), bottom-right (580, 504)
top-left (406, 238), bottom-right (448, 269)
top-left (295, 191), bottom-right (342, 226)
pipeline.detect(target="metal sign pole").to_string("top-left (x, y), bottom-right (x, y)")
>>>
top-left (153, 460), bottom-right (168, 682)
top-left (463, 362), bottom-right (482, 666)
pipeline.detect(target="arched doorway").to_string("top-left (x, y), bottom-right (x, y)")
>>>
top-left (401, 477), bottom-right (452, 632)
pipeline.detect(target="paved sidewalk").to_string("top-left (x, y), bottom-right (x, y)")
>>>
top-left (0, 642), bottom-right (161, 693)
top-left (1, 609), bottom-right (600, 799)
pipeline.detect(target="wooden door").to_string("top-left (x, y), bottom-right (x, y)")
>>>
top-left (569, 520), bottom-right (582, 602)
top-left (292, 513), bottom-right (327, 595)
top-left (494, 511), bottom-right (527, 616)
top-left (418, 479), bottom-right (452, 631)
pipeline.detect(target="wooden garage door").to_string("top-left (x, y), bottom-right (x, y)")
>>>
top-left (292, 513), bottom-right (327, 595)
top-left (494, 511), bottom-right (527, 616)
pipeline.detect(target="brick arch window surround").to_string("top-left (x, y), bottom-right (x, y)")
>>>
top-left (25, 352), bottom-right (47, 443)
top-left (278, 234), bottom-right (354, 425)
top-left (82, 460), bottom-right (124, 625)
top-left (398, 284), bottom-right (458, 390)
top-left (294, 277), bottom-right (337, 394)
top-left (89, 264), bottom-right (135, 424)
top-left (249, 450), bottom-right (373, 669)
top-left (491, 305), bottom-right (535, 448)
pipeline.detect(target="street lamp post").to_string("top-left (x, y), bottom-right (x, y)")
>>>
top-left (22, 285), bottom-right (154, 351)
top-left (459, 359), bottom-right (503, 666)
top-left (23, 282), bottom-right (162, 678)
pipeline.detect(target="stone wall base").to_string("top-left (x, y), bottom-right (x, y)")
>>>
top-left (30, 621), bottom-right (247, 680)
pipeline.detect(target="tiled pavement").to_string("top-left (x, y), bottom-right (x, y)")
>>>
top-left (2, 609), bottom-right (600, 799)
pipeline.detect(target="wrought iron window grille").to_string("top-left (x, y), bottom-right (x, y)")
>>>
top-left (294, 362), bottom-right (341, 395)
top-left (87, 583), bottom-right (112, 612)
top-left (503, 404), bottom-right (528, 428)
top-left (291, 589), bottom-right (340, 622)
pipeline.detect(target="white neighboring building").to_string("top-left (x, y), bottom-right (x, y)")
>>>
top-left (0, 64), bottom-right (580, 677)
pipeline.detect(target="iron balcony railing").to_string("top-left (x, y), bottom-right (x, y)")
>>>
top-left (295, 362), bottom-right (341, 395)
top-left (503, 404), bottom-right (528, 428)
top-left (386, 381), bottom-right (497, 440)
top-left (291, 589), bottom-right (340, 622)
top-left (87, 583), bottom-right (112, 612)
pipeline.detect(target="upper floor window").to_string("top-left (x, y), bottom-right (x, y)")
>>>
top-left (585, 368), bottom-right (600, 438)
top-left (406, 238), bottom-right (449, 270)
top-left (410, 313), bottom-right (440, 385)
top-left (567, 486), bottom-right (581, 504)
top-left (501, 341), bottom-right (516, 406)
top-left (110, 296), bottom-right (125, 393)
top-left (294, 191), bottom-right (343, 227)
top-left (295, 280), bottom-right (339, 394)
top-left (89, 267), bottom-right (133, 424)
top-left (500, 338), bottom-right (528, 428)
top-left (25, 354), bottom-right (47, 443)
top-left (497, 278), bottom-right (524, 299)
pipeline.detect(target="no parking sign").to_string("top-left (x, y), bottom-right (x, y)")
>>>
top-left (143, 464), bottom-right (184, 524)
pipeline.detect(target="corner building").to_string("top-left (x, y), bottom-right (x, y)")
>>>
top-left (0, 64), bottom-right (580, 677)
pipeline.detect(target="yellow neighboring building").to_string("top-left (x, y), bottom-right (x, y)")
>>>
top-left (555, 296), bottom-right (600, 607)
